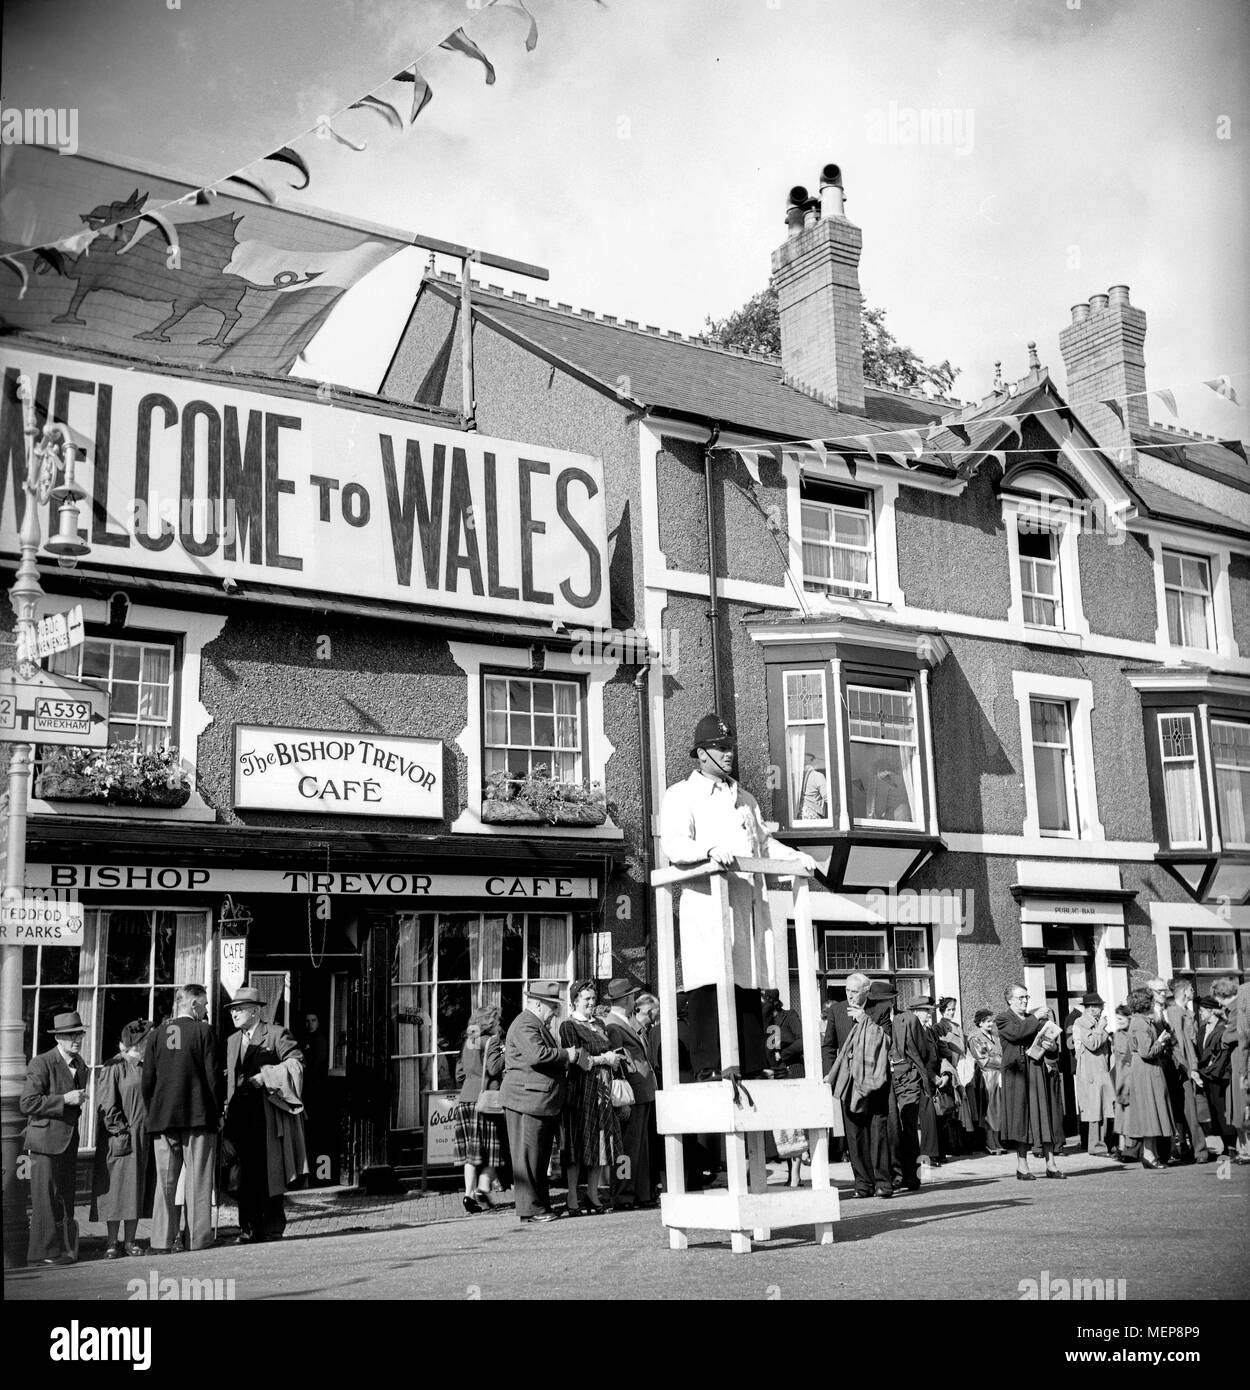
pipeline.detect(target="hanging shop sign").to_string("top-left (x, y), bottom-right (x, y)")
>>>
top-left (26, 863), bottom-right (600, 899)
top-left (0, 345), bottom-right (609, 626)
top-left (220, 937), bottom-right (248, 997)
top-left (233, 726), bottom-right (443, 819)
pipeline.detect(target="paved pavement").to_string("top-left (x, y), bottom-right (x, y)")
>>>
top-left (8, 1148), bottom-right (1250, 1301)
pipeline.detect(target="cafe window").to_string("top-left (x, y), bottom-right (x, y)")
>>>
top-left (483, 674), bottom-right (584, 785)
top-left (847, 681), bottom-right (921, 828)
top-left (48, 634), bottom-right (178, 752)
top-left (21, 908), bottom-right (209, 1147)
top-left (1158, 713), bottom-right (1205, 847)
top-left (783, 669), bottom-right (833, 826)
top-left (390, 911), bottom-right (573, 1131)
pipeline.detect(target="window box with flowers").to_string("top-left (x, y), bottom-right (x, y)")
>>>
top-left (35, 742), bottom-right (192, 809)
top-left (481, 765), bottom-right (607, 827)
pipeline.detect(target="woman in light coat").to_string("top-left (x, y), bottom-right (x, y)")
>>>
top-left (966, 1009), bottom-right (1004, 1153)
top-left (1071, 991), bottom-right (1116, 1155)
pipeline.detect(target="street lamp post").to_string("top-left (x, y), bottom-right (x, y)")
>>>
top-left (1, 390), bottom-right (90, 1268)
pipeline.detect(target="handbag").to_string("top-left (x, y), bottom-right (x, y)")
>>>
top-left (774, 1128), bottom-right (806, 1157)
top-left (610, 1077), bottom-right (635, 1109)
top-left (476, 1084), bottom-right (504, 1116)
top-left (107, 1131), bottom-right (133, 1159)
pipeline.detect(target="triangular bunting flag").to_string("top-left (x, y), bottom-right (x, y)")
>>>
top-left (1152, 388), bottom-right (1178, 418)
top-left (350, 94), bottom-right (404, 132)
top-left (491, 0), bottom-right (540, 52)
top-left (858, 434), bottom-right (878, 462)
top-left (1204, 375), bottom-right (1240, 406)
top-left (989, 450), bottom-right (1006, 469)
top-left (738, 450), bottom-right (761, 485)
top-left (393, 66), bottom-right (435, 123)
top-left (897, 429), bottom-right (924, 458)
top-left (441, 28), bottom-right (497, 84)
top-left (1101, 397), bottom-right (1124, 425)
top-left (805, 438), bottom-right (828, 463)
top-left (945, 423), bottom-right (970, 445)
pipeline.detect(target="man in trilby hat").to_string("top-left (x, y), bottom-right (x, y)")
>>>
top-left (20, 1010), bottom-right (90, 1265)
top-left (1072, 990), bottom-right (1116, 1156)
top-left (223, 986), bottom-right (307, 1243)
top-left (500, 980), bottom-right (585, 1223)
top-left (659, 712), bottom-right (816, 1079)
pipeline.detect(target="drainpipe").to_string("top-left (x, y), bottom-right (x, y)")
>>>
top-left (703, 423), bottom-right (723, 713)
top-left (633, 667), bottom-right (654, 981)
top-left (460, 254), bottom-right (477, 432)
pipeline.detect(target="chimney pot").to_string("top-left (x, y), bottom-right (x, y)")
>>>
top-left (819, 162), bottom-right (846, 218)
top-left (1089, 292), bottom-right (1110, 312)
top-left (1071, 303), bottom-right (1090, 324)
top-left (1108, 284), bottom-right (1131, 306)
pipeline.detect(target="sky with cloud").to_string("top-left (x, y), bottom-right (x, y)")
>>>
top-left (3, 0), bottom-right (1248, 438)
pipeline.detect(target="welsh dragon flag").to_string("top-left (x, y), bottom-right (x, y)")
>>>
top-left (0, 145), bottom-right (406, 377)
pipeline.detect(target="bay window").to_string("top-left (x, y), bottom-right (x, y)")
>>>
top-left (783, 669), bottom-right (833, 824)
top-left (1158, 714), bottom-right (1205, 847)
top-left (1212, 719), bottom-right (1250, 848)
top-left (848, 682), bottom-right (921, 828)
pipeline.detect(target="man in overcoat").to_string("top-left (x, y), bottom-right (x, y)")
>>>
top-left (659, 713), bottom-right (815, 1079)
top-left (223, 987), bottom-right (307, 1243)
top-left (500, 980), bottom-right (582, 1222)
top-left (20, 1010), bottom-right (89, 1265)
top-left (604, 977), bottom-right (656, 1210)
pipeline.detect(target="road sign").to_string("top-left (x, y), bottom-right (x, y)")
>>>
top-left (0, 897), bottom-right (85, 947)
top-left (0, 667), bottom-right (109, 746)
top-left (35, 606), bottom-right (85, 658)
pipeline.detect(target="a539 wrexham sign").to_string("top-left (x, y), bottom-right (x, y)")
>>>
top-left (1, 344), bottom-right (610, 627)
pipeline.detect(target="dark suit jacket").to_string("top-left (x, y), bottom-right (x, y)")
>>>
top-left (20, 1047), bottom-right (87, 1155)
top-left (893, 1011), bottom-right (938, 1094)
top-left (225, 1020), bottom-right (303, 1107)
top-left (500, 1008), bottom-right (570, 1117)
top-left (821, 1001), bottom-right (854, 1078)
top-left (1198, 1015), bottom-right (1234, 1082)
top-left (142, 1014), bottom-right (223, 1133)
top-left (769, 1006), bottom-right (805, 1078)
top-left (605, 1011), bottom-right (656, 1103)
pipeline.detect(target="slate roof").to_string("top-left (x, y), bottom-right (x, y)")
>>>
top-left (421, 277), bottom-right (954, 444)
top-left (1126, 477), bottom-right (1250, 539)
top-left (1131, 425), bottom-right (1248, 493)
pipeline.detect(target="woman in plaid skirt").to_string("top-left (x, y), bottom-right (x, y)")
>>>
top-left (559, 980), bottom-right (623, 1214)
top-left (453, 1007), bottom-right (506, 1213)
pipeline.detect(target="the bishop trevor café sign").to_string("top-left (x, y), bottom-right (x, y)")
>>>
top-left (0, 344), bottom-right (610, 628)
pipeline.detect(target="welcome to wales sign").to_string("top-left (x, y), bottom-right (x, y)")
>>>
top-left (0, 345), bottom-right (609, 627)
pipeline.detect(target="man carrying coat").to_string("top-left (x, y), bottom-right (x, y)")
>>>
top-left (223, 987), bottom-right (307, 1243)
top-left (20, 1010), bottom-right (90, 1265)
top-left (501, 981), bottom-right (583, 1223)
top-left (659, 713), bottom-right (815, 1079)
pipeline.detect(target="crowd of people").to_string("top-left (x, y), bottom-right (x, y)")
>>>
top-left (19, 983), bottom-right (312, 1266)
top-left (18, 964), bottom-right (1250, 1257)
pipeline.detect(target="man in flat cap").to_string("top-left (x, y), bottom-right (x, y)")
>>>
top-left (660, 712), bottom-right (816, 1080)
top-left (501, 981), bottom-right (585, 1222)
top-left (223, 987), bottom-right (307, 1243)
top-left (20, 1010), bottom-right (90, 1265)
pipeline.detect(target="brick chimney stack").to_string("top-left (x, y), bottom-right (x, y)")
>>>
top-left (770, 163), bottom-right (865, 416)
top-left (1058, 285), bottom-right (1148, 459)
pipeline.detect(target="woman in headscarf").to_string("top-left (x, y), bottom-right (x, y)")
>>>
top-left (90, 1019), bottom-right (154, 1258)
top-left (995, 983), bottom-right (1066, 1179)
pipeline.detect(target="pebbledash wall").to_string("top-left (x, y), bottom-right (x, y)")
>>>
top-left (0, 334), bottom-right (648, 1186)
top-left (382, 271), bottom-right (1250, 1104)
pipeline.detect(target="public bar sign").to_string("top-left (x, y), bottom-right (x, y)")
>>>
top-left (233, 726), bottom-right (443, 819)
top-left (26, 863), bottom-right (600, 900)
top-left (0, 345), bottom-right (610, 627)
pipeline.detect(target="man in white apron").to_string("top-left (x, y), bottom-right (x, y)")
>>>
top-left (659, 714), bottom-right (816, 1079)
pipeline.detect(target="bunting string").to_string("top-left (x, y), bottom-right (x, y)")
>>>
top-left (1, 0), bottom-right (590, 267)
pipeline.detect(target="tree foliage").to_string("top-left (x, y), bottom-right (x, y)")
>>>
top-left (704, 285), bottom-right (958, 394)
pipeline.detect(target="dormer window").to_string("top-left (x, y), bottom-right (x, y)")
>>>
top-left (1001, 464), bottom-right (1090, 640)
top-left (1018, 525), bottom-right (1063, 628)
top-left (801, 481), bottom-right (875, 599)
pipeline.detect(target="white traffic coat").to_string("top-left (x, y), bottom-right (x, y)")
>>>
top-left (659, 769), bottom-right (804, 991)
